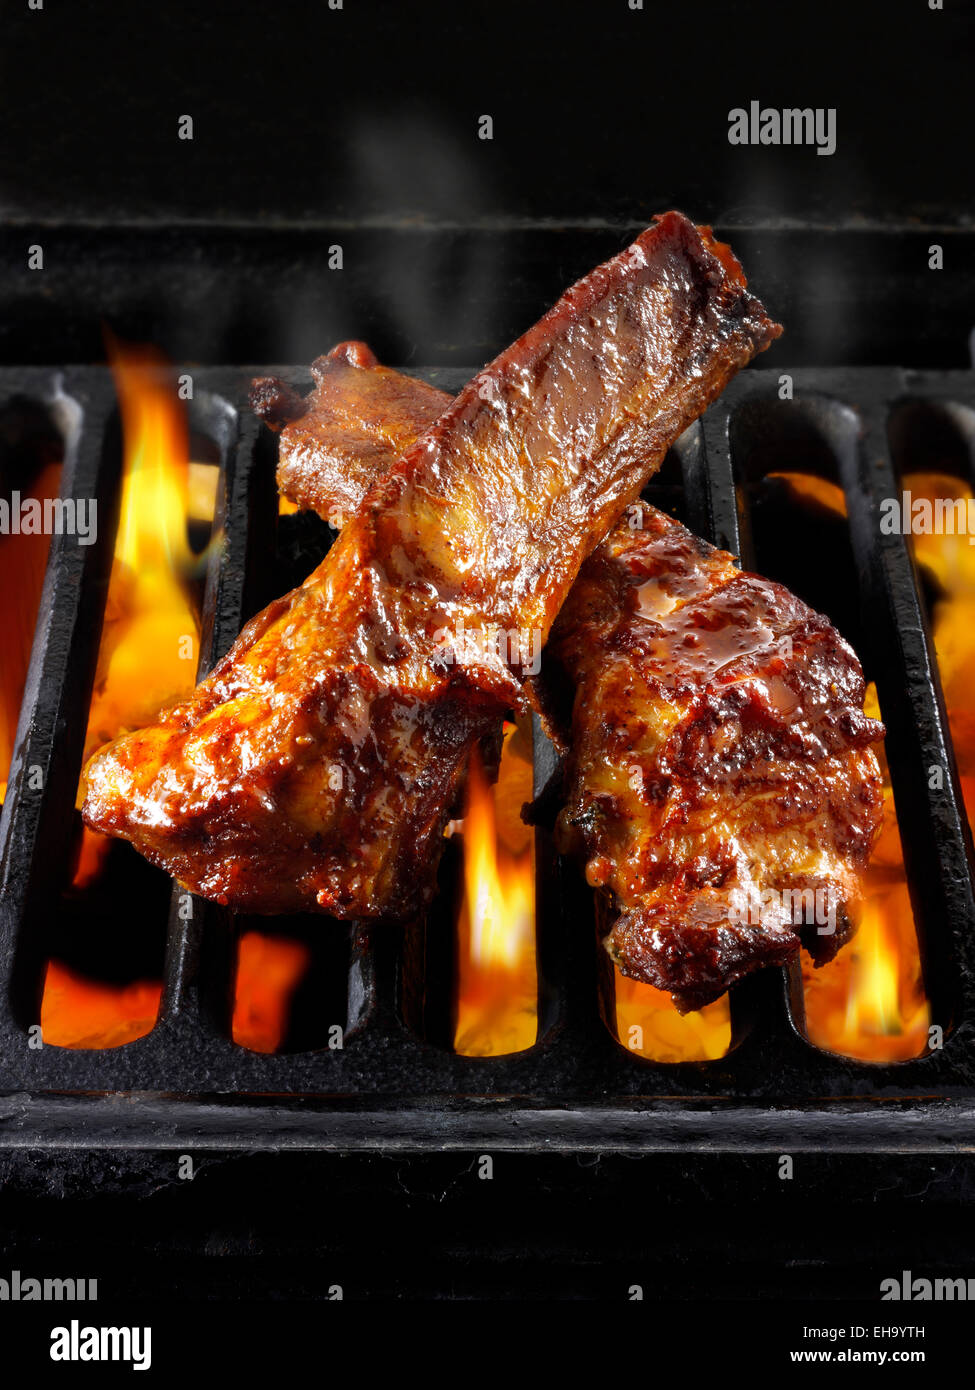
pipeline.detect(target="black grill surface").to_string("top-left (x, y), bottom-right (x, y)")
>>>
top-left (1, 363), bottom-right (975, 1152)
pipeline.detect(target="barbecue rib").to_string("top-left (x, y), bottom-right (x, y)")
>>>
top-left (254, 351), bottom-right (885, 1007)
top-left (252, 341), bottom-right (451, 527)
top-left (547, 506), bottom-right (885, 1010)
top-left (82, 212), bottom-right (781, 918)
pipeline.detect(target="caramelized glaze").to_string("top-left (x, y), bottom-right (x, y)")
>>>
top-left (547, 506), bottom-right (885, 1009)
top-left (83, 213), bottom-right (781, 918)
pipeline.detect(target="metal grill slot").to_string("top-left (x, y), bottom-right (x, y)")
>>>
top-left (730, 392), bottom-right (931, 1056)
top-left (0, 365), bottom-right (973, 1152)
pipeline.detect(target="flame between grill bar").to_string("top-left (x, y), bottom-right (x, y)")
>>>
top-left (0, 365), bottom-right (974, 1149)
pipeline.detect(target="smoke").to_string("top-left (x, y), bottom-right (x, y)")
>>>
top-left (281, 109), bottom-right (510, 369)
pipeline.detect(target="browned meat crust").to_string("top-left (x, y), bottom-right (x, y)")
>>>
top-left (546, 506), bottom-right (885, 1010)
top-left (251, 342), bottom-right (451, 527)
top-left (256, 343), bottom-right (885, 1006)
top-left (248, 376), bottom-right (307, 431)
top-left (82, 213), bottom-right (781, 918)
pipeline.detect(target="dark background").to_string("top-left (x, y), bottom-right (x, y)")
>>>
top-left (1, 0), bottom-right (972, 369)
top-left (2, 0), bottom-right (975, 1310)
top-left (4, 0), bottom-right (969, 228)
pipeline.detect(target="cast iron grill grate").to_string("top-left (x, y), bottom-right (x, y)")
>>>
top-left (1, 363), bottom-right (975, 1152)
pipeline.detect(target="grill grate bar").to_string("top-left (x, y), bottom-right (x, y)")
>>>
top-left (0, 365), bottom-right (973, 1148)
top-left (847, 393), bottom-right (975, 1034)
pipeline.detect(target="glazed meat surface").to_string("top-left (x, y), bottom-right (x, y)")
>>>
top-left (82, 212), bottom-right (781, 918)
top-left (256, 347), bottom-right (885, 1004)
top-left (252, 341), bottom-right (450, 527)
top-left (546, 505), bottom-right (885, 1010)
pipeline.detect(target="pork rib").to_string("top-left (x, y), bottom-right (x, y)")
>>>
top-left (252, 340), bottom-right (450, 527)
top-left (255, 350), bottom-right (885, 1006)
top-left (82, 212), bottom-right (781, 918)
top-left (547, 507), bottom-right (884, 1010)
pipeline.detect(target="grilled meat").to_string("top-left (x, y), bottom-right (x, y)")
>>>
top-left (82, 212), bottom-right (781, 918)
top-left (256, 350), bottom-right (884, 1006)
top-left (547, 506), bottom-right (885, 1010)
top-left (252, 341), bottom-right (450, 527)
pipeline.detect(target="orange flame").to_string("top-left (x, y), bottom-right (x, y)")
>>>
top-left (72, 345), bottom-right (210, 890)
top-left (453, 719), bottom-right (538, 1056)
top-left (615, 979), bottom-right (731, 1063)
top-left (79, 343), bottom-right (201, 774)
top-left (802, 682), bottom-right (930, 1059)
top-left (40, 962), bottom-right (161, 1050)
top-left (232, 932), bottom-right (312, 1054)
top-left (42, 341), bottom-right (211, 1047)
top-left (766, 474), bottom-right (930, 1060)
top-left (905, 472), bottom-right (975, 834)
top-left (767, 472), bottom-right (847, 516)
